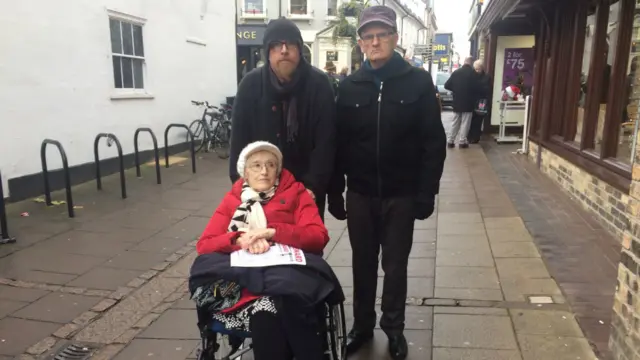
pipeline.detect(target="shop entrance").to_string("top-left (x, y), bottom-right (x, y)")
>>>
top-left (237, 46), bottom-right (265, 82)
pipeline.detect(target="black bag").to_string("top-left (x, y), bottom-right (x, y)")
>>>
top-left (475, 98), bottom-right (488, 116)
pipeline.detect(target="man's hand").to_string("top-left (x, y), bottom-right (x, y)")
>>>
top-left (306, 189), bottom-right (316, 200)
top-left (414, 196), bottom-right (435, 220)
top-left (327, 194), bottom-right (347, 220)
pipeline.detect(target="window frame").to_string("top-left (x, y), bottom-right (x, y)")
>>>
top-left (107, 10), bottom-right (152, 99)
top-left (241, 0), bottom-right (267, 19)
top-left (289, 0), bottom-right (311, 17)
top-left (327, 0), bottom-right (339, 18)
top-left (531, 0), bottom-right (636, 191)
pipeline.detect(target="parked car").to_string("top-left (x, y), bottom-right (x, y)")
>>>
top-left (434, 72), bottom-right (452, 108)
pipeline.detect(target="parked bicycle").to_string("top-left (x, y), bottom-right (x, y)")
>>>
top-left (188, 100), bottom-right (232, 159)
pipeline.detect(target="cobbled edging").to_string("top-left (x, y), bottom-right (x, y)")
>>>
top-left (14, 240), bottom-right (197, 358)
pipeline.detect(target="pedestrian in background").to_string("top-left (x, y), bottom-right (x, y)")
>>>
top-left (467, 59), bottom-right (492, 143)
top-left (327, 5), bottom-right (446, 360)
top-left (229, 17), bottom-right (336, 219)
top-left (444, 56), bottom-right (480, 148)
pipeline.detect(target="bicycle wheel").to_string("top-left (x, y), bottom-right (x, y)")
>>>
top-left (213, 121), bottom-right (231, 159)
top-left (188, 120), bottom-right (207, 153)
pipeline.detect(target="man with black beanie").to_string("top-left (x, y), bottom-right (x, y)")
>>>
top-left (327, 5), bottom-right (446, 360)
top-left (229, 18), bottom-right (336, 218)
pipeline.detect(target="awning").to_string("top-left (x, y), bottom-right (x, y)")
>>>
top-left (474, 0), bottom-right (521, 32)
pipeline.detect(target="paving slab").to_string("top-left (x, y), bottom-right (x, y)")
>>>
top-left (0, 317), bottom-right (60, 355)
top-left (112, 339), bottom-right (199, 360)
top-left (103, 251), bottom-right (170, 271)
top-left (501, 278), bottom-right (563, 302)
top-left (137, 309), bottom-right (199, 340)
top-left (510, 310), bottom-right (584, 337)
top-left (436, 248), bottom-right (494, 267)
top-left (0, 299), bottom-right (29, 318)
top-left (434, 287), bottom-right (504, 301)
top-left (432, 348), bottom-right (522, 360)
top-left (348, 329), bottom-right (432, 360)
top-left (491, 242), bottom-right (541, 258)
top-left (67, 267), bottom-right (143, 290)
top-left (0, 285), bottom-right (49, 302)
top-left (435, 266), bottom-right (500, 289)
top-left (12, 292), bottom-right (102, 323)
top-left (433, 313), bottom-right (518, 350)
top-left (495, 258), bottom-right (550, 279)
top-left (517, 334), bottom-right (595, 360)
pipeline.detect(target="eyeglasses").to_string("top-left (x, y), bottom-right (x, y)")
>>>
top-left (248, 161), bottom-right (278, 173)
top-left (360, 31), bottom-right (395, 43)
top-left (269, 41), bottom-right (299, 52)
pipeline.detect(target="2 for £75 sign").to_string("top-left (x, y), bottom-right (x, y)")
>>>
top-left (505, 50), bottom-right (526, 70)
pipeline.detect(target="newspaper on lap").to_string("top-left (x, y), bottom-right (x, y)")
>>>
top-left (230, 243), bottom-right (307, 267)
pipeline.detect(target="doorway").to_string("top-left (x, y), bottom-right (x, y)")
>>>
top-left (237, 46), bottom-right (265, 83)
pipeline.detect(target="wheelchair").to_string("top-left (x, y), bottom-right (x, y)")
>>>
top-left (194, 301), bottom-right (347, 360)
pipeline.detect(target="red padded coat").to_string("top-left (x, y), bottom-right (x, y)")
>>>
top-left (196, 169), bottom-right (329, 313)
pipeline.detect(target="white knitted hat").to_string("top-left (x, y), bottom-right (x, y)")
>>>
top-left (237, 141), bottom-right (283, 178)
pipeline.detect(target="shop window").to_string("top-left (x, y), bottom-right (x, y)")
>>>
top-left (243, 0), bottom-right (266, 16)
top-left (328, 0), bottom-right (338, 16)
top-left (594, 1), bottom-right (621, 154)
top-left (615, 12), bottom-right (640, 163)
top-left (290, 0), bottom-right (308, 15)
top-left (574, 10), bottom-right (598, 145)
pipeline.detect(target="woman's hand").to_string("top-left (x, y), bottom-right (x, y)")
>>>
top-left (248, 238), bottom-right (271, 254)
top-left (236, 229), bottom-right (276, 250)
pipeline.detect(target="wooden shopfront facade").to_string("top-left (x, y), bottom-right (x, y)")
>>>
top-left (478, 0), bottom-right (640, 240)
top-left (478, 0), bottom-right (640, 358)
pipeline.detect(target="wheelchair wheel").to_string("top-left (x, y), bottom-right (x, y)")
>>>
top-left (196, 332), bottom-right (245, 360)
top-left (326, 303), bottom-right (347, 360)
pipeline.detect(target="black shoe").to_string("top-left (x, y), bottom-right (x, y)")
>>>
top-left (388, 334), bottom-right (408, 360)
top-left (447, 143), bottom-right (455, 148)
top-left (346, 328), bottom-right (374, 355)
top-left (459, 143), bottom-right (469, 149)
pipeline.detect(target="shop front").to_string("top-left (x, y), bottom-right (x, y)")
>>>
top-left (236, 25), bottom-right (266, 82)
top-left (476, 0), bottom-right (640, 358)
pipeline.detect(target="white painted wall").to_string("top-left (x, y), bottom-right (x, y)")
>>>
top-left (0, 0), bottom-right (237, 196)
top-left (490, 35), bottom-right (535, 126)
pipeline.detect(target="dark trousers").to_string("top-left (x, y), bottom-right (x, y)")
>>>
top-left (346, 190), bottom-right (415, 336)
top-left (250, 311), bottom-right (324, 360)
top-left (316, 194), bottom-right (326, 223)
top-left (468, 113), bottom-right (484, 142)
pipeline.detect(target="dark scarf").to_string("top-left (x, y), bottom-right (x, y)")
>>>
top-left (268, 61), bottom-right (308, 142)
top-left (363, 52), bottom-right (406, 88)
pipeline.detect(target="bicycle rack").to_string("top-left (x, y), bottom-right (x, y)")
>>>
top-left (0, 171), bottom-right (16, 244)
top-left (41, 139), bottom-right (74, 218)
top-left (94, 133), bottom-right (127, 199)
top-left (134, 128), bottom-right (161, 184)
top-left (163, 124), bottom-right (196, 173)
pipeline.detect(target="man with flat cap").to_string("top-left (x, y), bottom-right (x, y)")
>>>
top-left (327, 5), bottom-right (446, 359)
top-left (230, 17), bottom-right (336, 218)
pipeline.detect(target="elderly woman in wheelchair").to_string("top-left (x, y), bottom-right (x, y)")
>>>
top-left (190, 141), bottom-right (346, 360)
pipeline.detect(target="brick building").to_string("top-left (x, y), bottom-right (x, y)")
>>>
top-left (472, 0), bottom-right (640, 358)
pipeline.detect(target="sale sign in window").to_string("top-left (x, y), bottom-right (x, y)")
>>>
top-left (502, 48), bottom-right (534, 96)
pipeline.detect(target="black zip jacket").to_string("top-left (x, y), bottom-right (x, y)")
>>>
top-left (229, 62), bottom-right (337, 197)
top-left (328, 60), bottom-right (446, 200)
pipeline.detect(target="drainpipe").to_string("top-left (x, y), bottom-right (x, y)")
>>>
top-left (400, 14), bottom-right (409, 48)
top-left (278, 0), bottom-right (282, 18)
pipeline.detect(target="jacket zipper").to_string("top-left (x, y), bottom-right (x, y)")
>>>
top-left (376, 81), bottom-right (384, 197)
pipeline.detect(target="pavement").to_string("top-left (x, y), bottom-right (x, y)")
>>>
top-left (0, 112), bottom-right (609, 360)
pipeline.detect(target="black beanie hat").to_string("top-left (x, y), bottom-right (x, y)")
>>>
top-left (263, 17), bottom-right (303, 51)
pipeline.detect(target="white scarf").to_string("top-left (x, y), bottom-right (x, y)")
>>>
top-left (228, 181), bottom-right (278, 233)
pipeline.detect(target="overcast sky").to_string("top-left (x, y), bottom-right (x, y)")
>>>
top-left (434, 0), bottom-right (472, 57)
